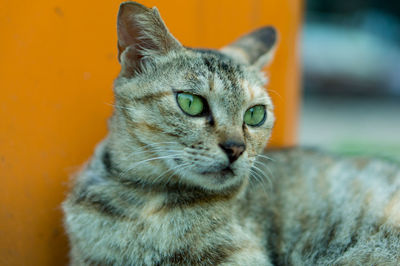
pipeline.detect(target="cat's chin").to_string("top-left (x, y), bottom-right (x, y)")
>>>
top-left (199, 167), bottom-right (234, 176)
top-left (182, 167), bottom-right (247, 192)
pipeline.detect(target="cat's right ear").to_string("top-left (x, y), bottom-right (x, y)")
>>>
top-left (117, 2), bottom-right (182, 76)
top-left (221, 26), bottom-right (278, 69)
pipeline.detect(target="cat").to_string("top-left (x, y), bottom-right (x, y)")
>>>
top-left (63, 2), bottom-right (400, 265)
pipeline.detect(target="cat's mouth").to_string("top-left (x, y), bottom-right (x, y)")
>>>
top-left (200, 166), bottom-right (234, 176)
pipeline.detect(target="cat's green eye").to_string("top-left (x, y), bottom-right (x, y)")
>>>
top-left (244, 105), bottom-right (266, 127)
top-left (177, 93), bottom-right (204, 116)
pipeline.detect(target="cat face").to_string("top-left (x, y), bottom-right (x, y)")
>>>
top-left (110, 2), bottom-right (277, 192)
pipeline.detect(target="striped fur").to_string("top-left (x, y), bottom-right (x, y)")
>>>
top-left (262, 149), bottom-right (400, 265)
top-left (63, 2), bottom-right (400, 265)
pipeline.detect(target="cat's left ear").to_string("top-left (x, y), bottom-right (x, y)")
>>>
top-left (221, 26), bottom-right (278, 69)
top-left (117, 2), bottom-right (182, 76)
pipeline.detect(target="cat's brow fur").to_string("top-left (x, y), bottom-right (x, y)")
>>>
top-left (63, 2), bottom-right (400, 265)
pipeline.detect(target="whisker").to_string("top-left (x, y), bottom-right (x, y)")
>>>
top-left (184, 153), bottom-right (217, 163)
top-left (119, 154), bottom-right (182, 178)
top-left (138, 141), bottom-right (179, 148)
top-left (256, 154), bottom-right (275, 162)
top-left (129, 142), bottom-right (180, 153)
top-left (170, 164), bottom-right (194, 184)
top-left (124, 143), bottom-right (182, 159)
top-left (266, 89), bottom-right (283, 100)
top-left (249, 168), bottom-right (268, 193)
top-left (125, 148), bottom-right (182, 159)
top-left (251, 162), bottom-right (273, 191)
top-left (129, 154), bottom-right (182, 168)
top-left (254, 160), bottom-right (274, 182)
top-left (153, 162), bottom-right (191, 183)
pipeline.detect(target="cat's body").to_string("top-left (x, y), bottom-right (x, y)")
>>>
top-left (64, 145), bottom-right (400, 265)
top-left (63, 2), bottom-right (400, 265)
top-left (264, 149), bottom-right (400, 265)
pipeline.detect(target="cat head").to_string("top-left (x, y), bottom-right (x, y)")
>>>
top-left (109, 2), bottom-right (277, 192)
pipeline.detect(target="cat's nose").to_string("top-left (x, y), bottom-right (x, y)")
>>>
top-left (219, 141), bottom-right (246, 163)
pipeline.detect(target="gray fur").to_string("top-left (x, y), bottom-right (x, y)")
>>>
top-left (63, 2), bottom-right (400, 265)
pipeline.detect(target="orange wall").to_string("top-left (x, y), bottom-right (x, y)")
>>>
top-left (0, 0), bottom-right (302, 265)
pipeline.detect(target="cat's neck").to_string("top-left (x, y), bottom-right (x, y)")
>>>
top-left (92, 138), bottom-right (248, 211)
top-left (118, 175), bottom-right (247, 209)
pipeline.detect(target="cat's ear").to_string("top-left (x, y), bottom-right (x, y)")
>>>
top-left (117, 2), bottom-right (182, 75)
top-left (221, 26), bottom-right (278, 69)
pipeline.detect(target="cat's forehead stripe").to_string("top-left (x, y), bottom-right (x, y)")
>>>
top-left (197, 53), bottom-right (268, 104)
top-left (195, 51), bottom-right (245, 92)
top-left (208, 74), bottom-right (215, 91)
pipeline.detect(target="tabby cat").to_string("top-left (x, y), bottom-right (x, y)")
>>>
top-left (63, 2), bottom-right (400, 265)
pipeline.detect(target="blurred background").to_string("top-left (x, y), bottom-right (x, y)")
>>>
top-left (300, 0), bottom-right (400, 162)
